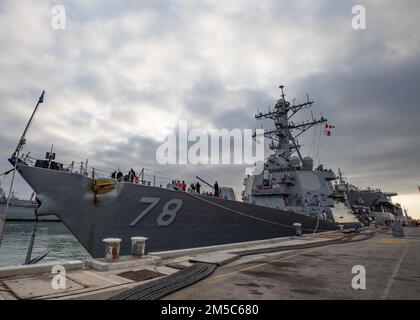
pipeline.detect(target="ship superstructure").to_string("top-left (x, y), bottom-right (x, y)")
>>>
top-left (242, 86), bottom-right (359, 226)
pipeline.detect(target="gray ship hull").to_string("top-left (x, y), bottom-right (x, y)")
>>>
top-left (15, 164), bottom-right (343, 258)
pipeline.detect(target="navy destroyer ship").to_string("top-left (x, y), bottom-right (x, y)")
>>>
top-left (5, 87), bottom-right (360, 258)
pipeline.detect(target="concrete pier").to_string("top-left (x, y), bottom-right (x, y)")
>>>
top-left (0, 227), bottom-right (419, 300)
top-left (165, 227), bottom-right (420, 300)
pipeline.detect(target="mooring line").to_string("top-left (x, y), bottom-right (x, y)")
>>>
top-left (185, 192), bottom-right (333, 232)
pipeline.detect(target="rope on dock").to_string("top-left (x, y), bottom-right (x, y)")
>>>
top-left (109, 262), bottom-right (217, 300)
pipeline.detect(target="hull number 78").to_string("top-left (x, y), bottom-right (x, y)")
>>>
top-left (130, 197), bottom-right (183, 227)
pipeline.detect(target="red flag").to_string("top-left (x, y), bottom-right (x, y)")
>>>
top-left (324, 123), bottom-right (335, 136)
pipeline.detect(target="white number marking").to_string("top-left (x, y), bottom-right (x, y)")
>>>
top-left (157, 199), bottom-right (183, 226)
top-left (130, 197), bottom-right (160, 226)
top-left (130, 197), bottom-right (183, 227)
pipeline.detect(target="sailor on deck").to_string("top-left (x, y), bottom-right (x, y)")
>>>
top-left (214, 181), bottom-right (219, 198)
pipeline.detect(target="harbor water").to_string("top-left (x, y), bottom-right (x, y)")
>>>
top-left (0, 221), bottom-right (90, 267)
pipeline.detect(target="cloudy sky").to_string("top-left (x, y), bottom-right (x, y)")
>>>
top-left (1, 0), bottom-right (419, 218)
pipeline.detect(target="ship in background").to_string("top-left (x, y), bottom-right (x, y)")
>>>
top-left (333, 169), bottom-right (409, 225)
top-left (0, 183), bottom-right (58, 222)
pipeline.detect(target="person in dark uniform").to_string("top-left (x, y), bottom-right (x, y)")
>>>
top-left (195, 182), bottom-right (201, 194)
top-left (214, 181), bottom-right (219, 197)
top-left (111, 171), bottom-right (116, 179)
top-left (129, 168), bottom-right (136, 182)
top-left (116, 171), bottom-right (123, 181)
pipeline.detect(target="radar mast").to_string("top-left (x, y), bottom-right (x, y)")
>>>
top-left (253, 85), bottom-right (327, 167)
